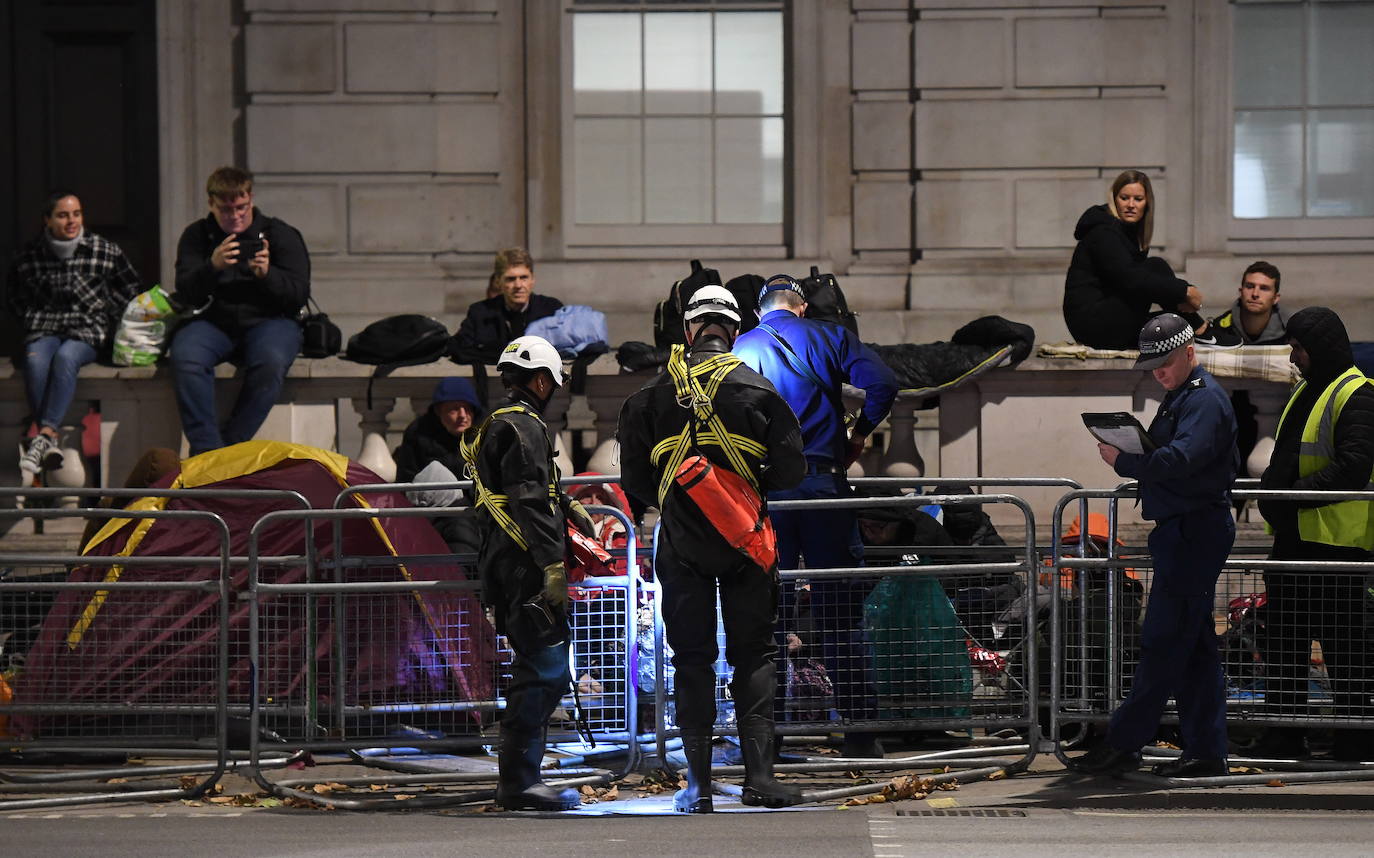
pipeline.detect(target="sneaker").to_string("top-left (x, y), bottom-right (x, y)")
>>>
top-left (19, 433), bottom-right (60, 475)
top-left (1194, 321), bottom-right (1243, 348)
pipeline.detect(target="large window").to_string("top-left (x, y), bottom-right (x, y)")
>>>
top-left (566, 1), bottom-right (784, 251)
top-left (1232, 0), bottom-right (1374, 229)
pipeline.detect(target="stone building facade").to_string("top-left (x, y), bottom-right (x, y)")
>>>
top-left (155, 0), bottom-right (1373, 352)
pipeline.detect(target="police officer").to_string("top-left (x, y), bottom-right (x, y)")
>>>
top-left (1075, 313), bottom-right (1237, 778)
top-left (618, 286), bottom-right (806, 812)
top-left (732, 274), bottom-right (897, 756)
top-left (462, 335), bottom-right (590, 811)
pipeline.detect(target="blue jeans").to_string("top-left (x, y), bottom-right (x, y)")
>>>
top-left (23, 336), bottom-right (97, 430)
top-left (170, 318), bottom-right (301, 455)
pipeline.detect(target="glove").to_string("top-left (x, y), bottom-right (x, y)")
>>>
top-left (541, 561), bottom-right (571, 613)
top-left (566, 497), bottom-right (597, 537)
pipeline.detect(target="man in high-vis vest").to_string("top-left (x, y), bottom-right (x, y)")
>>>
top-left (1252, 306), bottom-right (1374, 762)
top-left (617, 285), bottom-right (806, 812)
top-left (463, 335), bottom-right (590, 811)
top-left (1074, 313), bottom-right (1238, 779)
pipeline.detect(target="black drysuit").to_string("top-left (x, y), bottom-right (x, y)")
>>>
top-left (617, 338), bottom-right (805, 733)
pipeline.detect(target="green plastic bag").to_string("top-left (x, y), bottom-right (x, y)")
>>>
top-left (111, 284), bottom-right (177, 367)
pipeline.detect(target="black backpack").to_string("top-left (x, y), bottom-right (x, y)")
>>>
top-left (652, 259), bottom-right (723, 349)
top-left (343, 314), bottom-right (455, 407)
top-left (722, 273), bottom-right (761, 336)
top-left (800, 265), bottom-right (858, 336)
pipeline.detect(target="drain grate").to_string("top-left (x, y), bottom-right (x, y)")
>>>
top-left (895, 808), bottom-right (1027, 818)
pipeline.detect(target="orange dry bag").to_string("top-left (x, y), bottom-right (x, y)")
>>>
top-left (673, 453), bottom-right (777, 570)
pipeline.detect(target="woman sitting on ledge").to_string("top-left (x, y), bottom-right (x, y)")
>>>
top-left (6, 189), bottom-right (142, 476)
top-left (1063, 170), bottom-right (1203, 350)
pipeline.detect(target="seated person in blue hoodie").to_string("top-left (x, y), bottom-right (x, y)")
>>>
top-left (393, 377), bottom-right (485, 557)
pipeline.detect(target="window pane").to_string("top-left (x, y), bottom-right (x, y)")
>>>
top-left (1310, 2), bottom-right (1374, 107)
top-left (716, 12), bottom-right (783, 115)
top-left (574, 14), bottom-right (641, 115)
top-left (645, 12), bottom-right (712, 115)
top-left (1234, 3), bottom-right (1303, 108)
top-left (645, 118), bottom-right (712, 223)
top-left (574, 118), bottom-right (643, 224)
top-left (1234, 110), bottom-right (1304, 218)
top-left (716, 117), bottom-right (783, 223)
top-left (1307, 108), bottom-right (1374, 216)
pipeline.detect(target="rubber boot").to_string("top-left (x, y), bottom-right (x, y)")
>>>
top-left (495, 727), bottom-right (580, 811)
top-left (738, 726), bottom-right (802, 808)
top-left (673, 732), bottom-right (714, 813)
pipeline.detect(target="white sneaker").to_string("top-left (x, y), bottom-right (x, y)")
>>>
top-left (19, 433), bottom-right (60, 475)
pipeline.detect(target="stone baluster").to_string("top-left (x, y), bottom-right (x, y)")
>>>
top-left (544, 387), bottom-right (575, 478)
top-left (47, 418), bottom-right (88, 507)
top-left (582, 387), bottom-right (624, 476)
top-left (352, 395), bottom-right (397, 482)
top-left (879, 396), bottom-right (925, 478)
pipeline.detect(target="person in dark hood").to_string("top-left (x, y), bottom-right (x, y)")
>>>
top-left (1063, 170), bottom-right (1204, 349)
top-left (393, 377), bottom-right (486, 557)
top-left (1251, 306), bottom-right (1374, 761)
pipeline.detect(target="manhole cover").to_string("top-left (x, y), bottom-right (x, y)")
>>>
top-left (895, 808), bottom-right (1027, 818)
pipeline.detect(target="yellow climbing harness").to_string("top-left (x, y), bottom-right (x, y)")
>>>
top-left (460, 402), bottom-right (560, 551)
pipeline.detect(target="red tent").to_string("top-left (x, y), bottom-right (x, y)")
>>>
top-left (11, 441), bottom-right (495, 740)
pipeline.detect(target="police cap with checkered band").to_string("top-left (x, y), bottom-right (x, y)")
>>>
top-left (1134, 313), bottom-right (1194, 370)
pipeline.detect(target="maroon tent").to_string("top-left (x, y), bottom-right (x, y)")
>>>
top-left (11, 441), bottom-right (496, 740)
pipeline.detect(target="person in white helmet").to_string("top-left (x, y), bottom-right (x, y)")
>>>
top-left (618, 285), bottom-right (806, 812)
top-left (460, 334), bottom-right (592, 811)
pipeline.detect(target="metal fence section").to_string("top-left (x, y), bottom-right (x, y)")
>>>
top-left (245, 502), bottom-right (640, 809)
top-left (1049, 486), bottom-right (1374, 787)
top-left (0, 501), bottom-right (232, 809)
top-left (652, 491), bottom-right (1042, 800)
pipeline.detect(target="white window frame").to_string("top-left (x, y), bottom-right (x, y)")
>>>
top-left (559, 1), bottom-right (788, 258)
top-left (1227, 0), bottom-right (1374, 248)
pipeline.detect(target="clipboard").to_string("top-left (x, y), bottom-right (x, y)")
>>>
top-left (1082, 412), bottom-right (1156, 455)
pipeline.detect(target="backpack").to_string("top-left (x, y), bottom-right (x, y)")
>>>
top-left (799, 265), bottom-right (858, 336)
top-left (343, 314), bottom-right (455, 408)
top-left (652, 259), bottom-right (722, 349)
top-left (722, 273), bottom-right (761, 335)
top-left (344, 314), bottom-right (453, 367)
top-left (526, 305), bottom-right (610, 358)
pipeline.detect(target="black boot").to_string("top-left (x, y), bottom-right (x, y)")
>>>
top-left (673, 731), bottom-right (714, 813)
top-left (495, 727), bottom-right (580, 811)
top-left (738, 726), bottom-right (802, 808)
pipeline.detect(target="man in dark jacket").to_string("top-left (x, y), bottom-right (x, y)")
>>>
top-left (170, 166), bottom-right (310, 455)
top-left (1250, 307), bottom-right (1374, 761)
top-left (462, 335), bottom-right (587, 811)
top-left (452, 247), bottom-right (562, 364)
top-left (1063, 202), bottom-right (1201, 350)
top-left (394, 377), bottom-right (485, 557)
top-left (1075, 313), bottom-right (1237, 778)
top-left (618, 285), bottom-right (806, 812)
top-left (733, 273), bottom-right (897, 756)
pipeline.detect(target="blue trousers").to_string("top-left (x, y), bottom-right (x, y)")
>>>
top-left (502, 636), bottom-right (571, 738)
top-left (770, 471), bottom-right (871, 721)
top-left (1107, 509), bottom-right (1234, 760)
top-left (170, 318), bottom-right (301, 455)
top-left (23, 336), bottom-right (97, 430)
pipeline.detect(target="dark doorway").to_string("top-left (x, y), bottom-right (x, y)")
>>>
top-left (0, 0), bottom-right (161, 357)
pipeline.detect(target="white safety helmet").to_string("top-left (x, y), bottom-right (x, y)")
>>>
top-left (683, 285), bottom-right (741, 325)
top-left (497, 335), bottom-right (565, 387)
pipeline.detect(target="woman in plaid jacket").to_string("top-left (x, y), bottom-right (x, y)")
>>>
top-left (6, 190), bottom-right (142, 475)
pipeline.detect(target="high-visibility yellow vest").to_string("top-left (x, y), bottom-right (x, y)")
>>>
top-left (1274, 367), bottom-right (1374, 550)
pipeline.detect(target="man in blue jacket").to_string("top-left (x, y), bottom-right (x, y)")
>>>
top-left (1074, 313), bottom-right (1237, 778)
top-left (733, 274), bottom-right (897, 755)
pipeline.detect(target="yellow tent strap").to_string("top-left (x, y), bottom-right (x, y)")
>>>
top-left (66, 514), bottom-right (161, 650)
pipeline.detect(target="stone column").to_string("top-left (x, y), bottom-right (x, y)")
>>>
top-left (879, 397), bottom-right (925, 478)
top-left (581, 387), bottom-right (624, 476)
top-left (352, 396), bottom-right (397, 482)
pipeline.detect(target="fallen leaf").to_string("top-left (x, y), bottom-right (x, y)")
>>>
top-left (105, 777), bottom-right (129, 784)
top-left (370, 784), bottom-right (387, 791)
top-left (180, 800), bottom-right (202, 807)
top-left (207, 796), bottom-right (236, 804)
top-left (988, 770), bottom-right (1007, 781)
top-left (601, 786), bottom-right (619, 801)
top-left (395, 794), bottom-right (416, 800)
top-left (1267, 779), bottom-right (1286, 788)
top-left (178, 775), bottom-right (199, 790)
top-left (580, 785), bottom-right (597, 796)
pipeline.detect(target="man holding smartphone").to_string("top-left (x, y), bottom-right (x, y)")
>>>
top-left (170, 166), bottom-right (311, 454)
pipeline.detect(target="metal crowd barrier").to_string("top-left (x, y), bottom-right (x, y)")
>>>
top-left (650, 491), bottom-right (1041, 804)
top-left (1049, 485), bottom-right (1374, 787)
top-left (245, 499), bottom-right (641, 809)
top-left (0, 488), bottom-right (318, 810)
